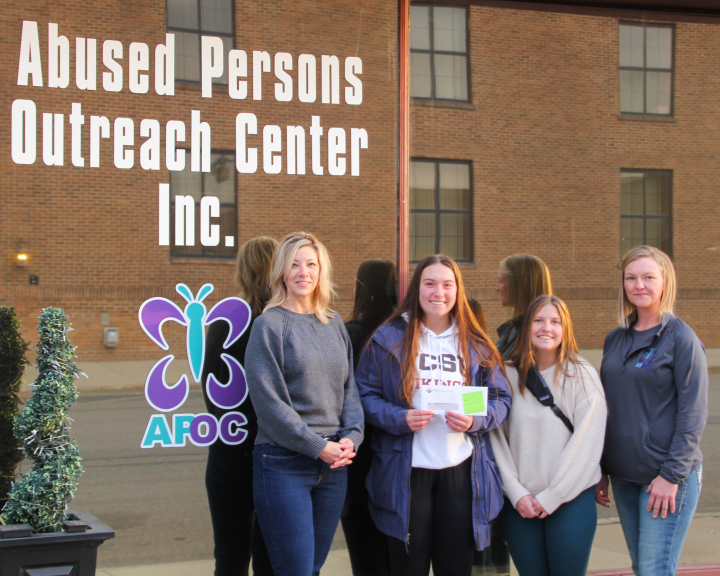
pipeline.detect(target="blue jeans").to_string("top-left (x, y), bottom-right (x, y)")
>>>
top-left (611, 466), bottom-right (702, 576)
top-left (503, 486), bottom-right (597, 576)
top-left (253, 443), bottom-right (348, 576)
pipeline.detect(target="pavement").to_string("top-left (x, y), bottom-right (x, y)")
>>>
top-left (24, 351), bottom-right (720, 575)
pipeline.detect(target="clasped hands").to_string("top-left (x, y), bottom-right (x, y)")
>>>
top-left (406, 409), bottom-right (474, 432)
top-left (515, 494), bottom-right (548, 519)
top-left (319, 437), bottom-right (356, 468)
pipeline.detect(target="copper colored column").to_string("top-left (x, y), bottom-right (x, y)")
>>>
top-left (398, 0), bottom-right (410, 301)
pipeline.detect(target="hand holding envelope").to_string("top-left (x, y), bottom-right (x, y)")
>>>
top-left (419, 385), bottom-right (488, 416)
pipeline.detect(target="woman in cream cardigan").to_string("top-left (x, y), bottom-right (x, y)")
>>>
top-left (490, 295), bottom-right (607, 576)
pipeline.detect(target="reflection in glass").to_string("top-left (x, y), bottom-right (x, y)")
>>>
top-left (620, 170), bottom-right (672, 256)
top-left (645, 218), bottom-right (672, 254)
top-left (620, 70), bottom-right (644, 113)
top-left (439, 163), bottom-right (470, 210)
top-left (168, 0), bottom-right (199, 29)
top-left (410, 162), bottom-right (436, 209)
top-left (646, 71), bottom-right (671, 115)
top-left (175, 32), bottom-right (201, 82)
top-left (621, 217), bottom-right (644, 256)
top-left (646, 27), bottom-right (672, 69)
top-left (411, 212), bottom-right (436, 261)
top-left (440, 213), bottom-right (470, 260)
top-left (434, 55), bottom-right (468, 101)
top-left (645, 172), bottom-right (671, 215)
top-left (410, 6), bottom-right (430, 50)
top-left (434, 7), bottom-right (467, 53)
top-left (619, 24), bottom-right (644, 68)
top-left (201, 0), bottom-right (233, 34)
top-left (410, 53), bottom-right (432, 99)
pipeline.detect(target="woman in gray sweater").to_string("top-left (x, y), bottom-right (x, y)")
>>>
top-left (245, 231), bottom-right (364, 576)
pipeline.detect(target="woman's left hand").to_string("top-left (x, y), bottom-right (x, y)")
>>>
top-left (531, 497), bottom-right (548, 519)
top-left (647, 475), bottom-right (678, 519)
top-left (330, 438), bottom-right (356, 469)
top-left (445, 411), bottom-right (473, 432)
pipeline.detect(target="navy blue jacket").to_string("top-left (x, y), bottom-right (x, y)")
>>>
top-left (355, 318), bottom-right (511, 550)
top-left (600, 315), bottom-right (708, 484)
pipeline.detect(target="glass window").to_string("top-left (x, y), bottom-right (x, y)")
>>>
top-left (170, 151), bottom-right (237, 258)
top-left (410, 159), bottom-right (472, 261)
top-left (619, 22), bottom-right (674, 115)
top-left (620, 170), bottom-right (672, 256)
top-left (168, 0), bottom-right (234, 84)
top-left (410, 5), bottom-right (469, 102)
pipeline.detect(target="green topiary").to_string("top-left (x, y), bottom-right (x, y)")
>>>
top-left (1, 308), bottom-right (84, 533)
top-left (0, 307), bottom-right (30, 506)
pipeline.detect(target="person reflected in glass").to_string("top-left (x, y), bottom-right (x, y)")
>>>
top-left (597, 246), bottom-right (708, 576)
top-left (356, 254), bottom-right (511, 576)
top-left (495, 254), bottom-right (553, 360)
top-left (342, 259), bottom-right (397, 576)
top-left (202, 236), bottom-right (277, 576)
top-left (245, 232), bottom-right (364, 576)
top-left (490, 295), bottom-right (607, 576)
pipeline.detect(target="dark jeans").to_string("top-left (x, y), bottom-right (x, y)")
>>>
top-left (205, 440), bottom-right (273, 576)
top-left (503, 487), bottom-right (597, 576)
top-left (341, 423), bottom-right (391, 576)
top-left (387, 457), bottom-right (475, 576)
top-left (253, 443), bottom-right (348, 576)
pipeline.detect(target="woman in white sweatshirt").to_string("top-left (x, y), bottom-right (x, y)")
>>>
top-left (489, 295), bottom-right (607, 576)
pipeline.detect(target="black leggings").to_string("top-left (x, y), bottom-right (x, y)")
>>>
top-left (387, 457), bottom-right (475, 576)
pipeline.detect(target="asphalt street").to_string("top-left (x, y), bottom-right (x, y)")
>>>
top-left (20, 374), bottom-right (718, 568)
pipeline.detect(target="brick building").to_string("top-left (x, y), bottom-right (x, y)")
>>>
top-left (1, 0), bottom-right (718, 370)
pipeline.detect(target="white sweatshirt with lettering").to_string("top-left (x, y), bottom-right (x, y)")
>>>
top-left (410, 319), bottom-right (473, 469)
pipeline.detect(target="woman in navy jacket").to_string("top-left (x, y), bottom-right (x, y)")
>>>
top-left (597, 246), bottom-right (708, 576)
top-left (355, 254), bottom-right (511, 576)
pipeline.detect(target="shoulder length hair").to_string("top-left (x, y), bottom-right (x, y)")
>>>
top-left (510, 295), bottom-right (583, 396)
top-left (234, 236), bottom-right (278, 317)
top-left (264, 231), bottom-right (336, 323)
top-left (386, 254), bottom-right (503, 406)
top-left (500, 254), bottom-right (553, 320)
top-left (618, 245), bottom-right (676, 328)
top-left (348, 259), bottom-right (398, 330)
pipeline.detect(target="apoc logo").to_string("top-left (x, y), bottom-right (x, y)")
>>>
top-left (138, 283), bottom-right (252, 448)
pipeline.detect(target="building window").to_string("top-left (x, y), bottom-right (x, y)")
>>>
top-left (619, 22), bottom-right (674, 115)
top-left (620, 170), bottom-right (672, 256)
top-left (410, 159), bottom-right (472, 262)
top-left (167, 0), bottom-right (234, 84)
top-left (410, 4), bottom-right (469, 102)
top-left (170, 151), bottom-right (237, 258)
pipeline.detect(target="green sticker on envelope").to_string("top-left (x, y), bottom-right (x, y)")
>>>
top-left (462, 390), bottom-right (486, 414)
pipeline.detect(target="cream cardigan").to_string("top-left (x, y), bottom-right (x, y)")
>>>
top-left (489, 360), bottom-right (607, 514)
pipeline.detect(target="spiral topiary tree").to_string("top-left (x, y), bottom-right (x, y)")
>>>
top-left (0, 307), bottom-right (30, 507)
top-left (1, 308), bottom-right (84, 533)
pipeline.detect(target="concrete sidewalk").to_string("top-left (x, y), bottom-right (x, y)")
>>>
top-left (94, 513), bottom-right (720, 576)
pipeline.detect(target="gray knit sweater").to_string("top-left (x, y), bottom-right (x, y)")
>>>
top-left (245, 306), bottom-right (364, 459)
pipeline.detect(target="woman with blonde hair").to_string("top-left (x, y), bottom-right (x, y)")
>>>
top-left (597, 246), bottom-right (708, 576)
top-left (356, 254), bottom-right (511, 576)
top-left (245, 231), bottom-right (364, 576)
top-left (490, 295), bottom-right (607, 576)
top-left (202, 236), bottom-right (277, 576)
top-left (495, 254), bottom-right (553, 359)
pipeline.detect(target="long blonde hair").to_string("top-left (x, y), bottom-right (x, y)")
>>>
top-left (500, 254), bottom-right (553, 320)
top-left (510, 295), bottom-right (584, 396)
top-left (386, 254), bottom-right (503, 406)
top-left (234, 236), bottom-right (278, 317)
top-left (618, 246), bottom-right (676, 328)
top-left (264, 231), bottom-right (336, 323)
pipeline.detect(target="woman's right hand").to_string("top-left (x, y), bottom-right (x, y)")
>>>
top-left (318, 441), bottom-right (345, 465)
top-left (596, 474), bottom-right (612, 507)
top-left (515, 495), bottom-right (538, 518)
top-left (406, 410), bottom-right (435, 431)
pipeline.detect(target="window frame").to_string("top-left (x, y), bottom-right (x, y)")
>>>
top-left (618, 20), bottom-right (676, 117)
top-left (620, 168), bottom-right (673, 257)
top-left (410, 158), bottom-right (474, 263)
top-left (410, 3), bottom-right (472, 103)
top-left (170, 148), bottom-right (238, 260)
top-left (166, 0), bottom-right (236, 86)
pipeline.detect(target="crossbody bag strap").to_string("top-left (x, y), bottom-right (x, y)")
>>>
top-left (525, 367), bottom-right (574, 433)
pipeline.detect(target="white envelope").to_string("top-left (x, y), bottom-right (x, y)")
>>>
top-left (419, 385), bottom-right (488, 416)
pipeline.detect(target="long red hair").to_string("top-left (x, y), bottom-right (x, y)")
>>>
top-left (386, 255), bottom-right (504, 405)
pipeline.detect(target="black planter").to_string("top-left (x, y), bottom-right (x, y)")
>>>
top-left (0, 510), bottom-right (114, 576)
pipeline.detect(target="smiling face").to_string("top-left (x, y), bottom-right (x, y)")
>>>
top-left (531, 303), bottom-right (563, 355)
top-left (284, 245), bottom-right (319, 304)
top-left (419, 263), bottom-right (457, 323)
top-left (623, 257), bottom-right (665, 314)
top-left (496, 271), bottom-right (511, 307)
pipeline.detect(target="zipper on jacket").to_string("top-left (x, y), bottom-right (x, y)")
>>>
top-left (405, 464), bottom-right (412, 551)
top-left (474, 443), bottom-right (481, 549)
